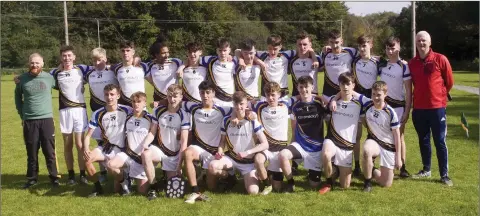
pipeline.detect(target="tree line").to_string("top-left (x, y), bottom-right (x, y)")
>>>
top-left (1, 1), bottom-right (478, 71)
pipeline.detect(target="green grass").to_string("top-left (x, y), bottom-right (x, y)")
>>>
top-left (2, 73), bottom-right (478, 216)
top-left (453, 71), bottom-right (479, 88)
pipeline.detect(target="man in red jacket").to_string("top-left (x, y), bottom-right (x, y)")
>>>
top-left (408, 31), bottom-right (454, 186)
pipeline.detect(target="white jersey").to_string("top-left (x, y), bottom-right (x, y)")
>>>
top-left (89, 105), bottom-right (133, 148)
top-left (183, 101), bottom-right (233, 153)
top-left (125, 111), bottom-right (157, 161)
top-left (85, 66), bottom-right (119, 111)
top-left (321, 47), bottom-right (357, 97)
top-left (379, 60), bottom-right (411, 108)
top-left (252, 101), bottom-right (290, 145)
top-left (148, 58), bottom-right (183, 100)
top-left (153, 106), bottom-right (190, 156)
top-left (283, 50), bottom-right (321, 95)
top-left (221, 116), bottom-right (264, 162)
top-left (50, 65), bottom-right (90, 110)
top-left (352, 56), bottom-right (380, 91)
top-left (234, 64), bottom-right (261, 99)
top-left (256, 51), bottom-right (289, 89)
top-left (182, 65), bottom-right (207, 102)
top-left (112, 62), bottom-right (148, 103)
top-left (360, 95), bottom-right (400, 152)
top-left (327, 97), bottom-right (364, 150)
top-left (200, 56), bottom-right (238, 101)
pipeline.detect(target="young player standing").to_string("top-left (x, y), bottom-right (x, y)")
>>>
top-left (234, 39), bottom-right (261, 100)
top-left (178, 42), bottom-right (208, 103)
top-left (379, 36), bottom-right (411, 177)
top-left (208, 91), bottom-right (269, 195)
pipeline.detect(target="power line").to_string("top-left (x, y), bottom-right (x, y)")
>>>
top-left (1, 14), bottom-right (341, 24)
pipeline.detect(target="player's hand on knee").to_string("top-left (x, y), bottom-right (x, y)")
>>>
top-left (83, 149), bottom-right (91, 162)
top-left (215, 151), bottom-right (224, 160)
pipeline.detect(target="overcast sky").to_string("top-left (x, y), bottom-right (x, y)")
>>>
top-left (344, 1), bottom-right (411, 16)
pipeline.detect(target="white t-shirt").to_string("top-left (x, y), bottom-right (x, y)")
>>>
top-left (182, 101), bottom-right (233, 152)
top-left (256, 51), bottom-right (289, 89)
top-left (352, 56), bottom-right (380, 90)
top-left (112, 62), bottom-right (148, 100)
top-left (148, 58), bottom-right (183, 99)
top-left (50, 64), bottom-right (90, 109)
top-left (89, 104), bottom-right (133, 148)
top-left (153, 106), bottom-right (190, 155)
top-left (235, 64), bottom-right (261, 98)
top-left (182, 65), bottom-right (207, 102)
top-left (200, 56), bottom-right (238, 100)
top-left (85, 66), bottom-right (119, 108)
top-left (321, 47), bottom-right (357, 97)
top-left (251, 100), bottom-right (290, 144)
top-left (379, 60), bottom-right (411, 105)
top-left (327, 96), bottom-right (364, 149)
top-left (360, 95), bottom-right (400, 151)
top-left (284, 50), bottom-right (321, 94)
top-left (125, 111), bottom-right (157, 156)
top-left (221, 116), bottom-right (264, 159)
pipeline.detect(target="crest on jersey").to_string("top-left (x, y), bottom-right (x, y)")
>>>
top-left (110, 115), bottom-right (116, 121)
top-left (374, 111), bottom-right (380, 118)
top-left (341, 103), bottom-right (347, 109)
top-left (165, 176), bottom-right (186, 198)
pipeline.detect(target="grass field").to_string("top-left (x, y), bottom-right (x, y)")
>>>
top-left (453, 71), bottom-right (479, 88)
top-left (1, 73), bottom-right (478, 216)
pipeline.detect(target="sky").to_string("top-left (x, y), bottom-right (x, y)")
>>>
top-left (344, 1), bottom-right (411, 16)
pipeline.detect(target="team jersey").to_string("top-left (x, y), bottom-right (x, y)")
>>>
top-left (284, 50), bottom-right (322, 96)
top-left (290, 96), bottom-right (327, 152)
top-left (89, 104), bottom-right (133, 151)
top-left (112, 62), bottom-right (148, 104)
top-left (50, 65), bottom-right (90, 110)
top-left (326, 96), bottom-right (364, 150)
top-left (360, 95), bottom-right (400, 152)
top-left (200, 56), bottom-right (238, 102)
top-left (182, 65), bottom-right (207, 102)
top-left (221, 116), bottom-right (264, 163)
top-left (153, 105), bottom-right (190, 156)
top-left (182, 101), bottom-right (233, 154)
top-left (124, 111), bottom-right (157, 164)
top-left (84, 66), bottom-right (119, 111)
top-left (234, 64), bottom-right (261, 99)
top-left (352, 56), bottom-right (380, 94)
top-left (252, 100), bottom-right (291, 146)
top-left (256, 51), bottom-right (289, 96)
top-left (379, 60), bottom-right (411, 108)
top-left (321, 47), bottom-right (357, 97)
top-left (148, 58), bottom-right (183, 101)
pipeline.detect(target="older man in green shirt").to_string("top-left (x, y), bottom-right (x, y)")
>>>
top-left (15, 53), bottom-right (60, 189)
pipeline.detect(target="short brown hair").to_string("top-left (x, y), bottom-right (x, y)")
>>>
top-left (266, 35), bottom-right (282, 46)
top-left (338, 72), bottom-right (355, 85)
top-left (104, 83), bottom-right (121, 93)
top-left (60, 45), bottom-right (74, 54)
top-left (357, 35), bottom-right (373, 45)
top-left (263, 82), bottom-right (281, 95)
top-left (372, 81), bottom-right (388, 93)
top-left (232, 91), bottom-right (248, 104)
top-left (130, 91), bottom-right (147, 102)
top-left (328, 29), bottom-right (342, 39)
top-left (385, 36), bottom-right (400, 47)
top-left (167, 84), bottom-right (183, 96)
top-left (120, 40), bottom-right (135, 50)
top-left (296, 30), bottom-right (312, 42)
top-left (186, 42), bottom-right (202, 52)
top-left (297, 76), bottom-right (314, 86)
top-left (216, 38), bottom-right (230, 49)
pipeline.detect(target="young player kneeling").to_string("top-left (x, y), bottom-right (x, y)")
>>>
top-left (208, 91), bottom-right (269, 195)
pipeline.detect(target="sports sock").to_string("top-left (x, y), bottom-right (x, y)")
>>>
top-left (262, 179), bottom-right (271, 187)
top-left (326, 177), bottom-right (333, 185)
top-left (68, 170), bottom-right (75, 179)
top-left (80, 170), bottom-right (86, 177)
top-left (287, 178), bottom-right (294, 185)
top-left (192, 185), bottom-right (200, 193)
top-left (355, 160), bottom-right (360, 169)
top-left (94, 181), bottom-right (102, 190)
top-left (401, 164), bottom-right (406, 171)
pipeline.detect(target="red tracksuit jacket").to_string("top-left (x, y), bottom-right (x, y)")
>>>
top-left (408, 49), bottom-right (454, 109)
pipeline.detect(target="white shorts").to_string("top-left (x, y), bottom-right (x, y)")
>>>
top-left (224, 156), bottom-right (255, 176)
top-left (393, 107), bottom-right (404, 124)
top-left (189, 145), bottom-right (214, 169)
top-left (116, 152), bottom-right (147, 180)
top-left (59, 107), bottom-right (88, 133)
top-left (150, 145), bottom-right (180, 172)
top-left (93, 145), bottom-right (121, 166)
top-left (290, 142), bottom-right (322, 171)
top-left (377, 143), bottom-right (395, 170)
top-left (324, 140), bottom-right (353, 168)
top-left (262, 150), bottom-right (282, 172)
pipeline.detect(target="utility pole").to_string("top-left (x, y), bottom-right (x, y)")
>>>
top-left (96, 19), bottom-right (101, 47)
top-left (412, 1), bottom-right (416, 58)
top-left (340, 19), bottom-right (343, 38)
top-left (64, 1), bottom-right (69, 45)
